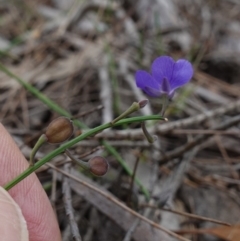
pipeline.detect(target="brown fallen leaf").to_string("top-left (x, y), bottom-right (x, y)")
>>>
top-left (175, 224), bottom-right (240, 241)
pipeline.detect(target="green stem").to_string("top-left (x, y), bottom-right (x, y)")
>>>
top-left (29, 134), bottom-right (47, 166)
top-left (111, 102), bottom-right (140, 125)
top-left (102, 140), bottom-right (150, 200)
top-left (4, 115), bottom-right (164, 191)
top-left (161, 94), bottom-right (169, 116)
top-left (65, 149), bottom-right (89, 170)
top-left (141, 122), bottom-right (156, 143)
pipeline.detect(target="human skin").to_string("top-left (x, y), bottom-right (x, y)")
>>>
top-left (0, 123), bottom-right (61, 241)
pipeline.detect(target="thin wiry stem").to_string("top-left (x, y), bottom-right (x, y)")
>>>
top-left (0, 62), bottom-right (164, 199)
top-left (4, 115), bottom-right (164, 191)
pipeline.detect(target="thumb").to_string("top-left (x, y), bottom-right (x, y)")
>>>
top-left (0, 187), bottom-right (29, 241)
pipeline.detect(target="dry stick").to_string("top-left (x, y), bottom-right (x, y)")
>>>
top-left (46, 163), bottom-right (190, 241)
top-left (94, 99), bottom-right (240, 140)
top-left (213, 174), bottom-right (240, 185)
top-left (83, 208), bottom-right (98, 241)
top-left (214, 135), bottom-right (239, 180)
top-left (77, 145), bottom-right (105, 159)
top-left (159, 114), bottom-right (240, 164)
top-left (141, 204), bottom-right (231, 226)
top-left (195, 71), bottom-right (240, 97)
top-left (62, 163), bottom-right (82, 241)
top-left (50, 169), bottom-right (58, 214)
top-left (171, 129), bottom-right (240, 135)
top-left (154, 100), bottom-right (240, 134)
top-left (57, 1), bottom-right (117, 37)
top-left (73, 140), bottom-right (151, 148)
top-left (99, 55), bottom-right (113, 124)
top-left (155, 148), bottom-right (199, 208)
top-left (20, 90), bottom-right (30, 129)
top-left (72, 105), bottom-right (103, 119)
top-left (123, 219), bottom-right (141, 241)
top-left (127, 152), bottom-right (141, 207)
top-left (185, 169), bottom-right (240, 207)
top-left (63, 214), bottom-right (81, 241)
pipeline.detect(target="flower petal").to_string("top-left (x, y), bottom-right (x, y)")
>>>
top-left (161, 77), bottom-right (171, 93)
top-left (135, 70), bottom-right (160, 97)
top-left (170, 59), bottom-right (193, 90)
top-left (151, 56), bottom-right (175, 85)
top-left (144, 86), bottom-right (162, 97)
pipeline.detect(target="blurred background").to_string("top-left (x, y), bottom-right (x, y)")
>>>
top-left (0, 0), bottom-right (240, 240)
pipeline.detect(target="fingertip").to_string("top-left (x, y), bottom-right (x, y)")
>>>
top-left (0, 187), bottom-right (29, 241)
top-left (0, 124), bottom-right (61, 241)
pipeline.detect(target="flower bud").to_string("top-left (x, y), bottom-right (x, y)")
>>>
top-left (138, 99), bottom-right (148, 108)
top-left (88, 156), bottom-right (109, 176)
top-left (45, 117), bottom-right (73, 144)
top-left (111, 101), bottom-right (141, 125)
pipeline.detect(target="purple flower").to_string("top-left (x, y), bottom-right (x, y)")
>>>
top-left (135, 56), bottom-right (193, 98)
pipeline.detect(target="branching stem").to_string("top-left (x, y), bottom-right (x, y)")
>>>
top-left (4, 115), bottom-right (164, 191)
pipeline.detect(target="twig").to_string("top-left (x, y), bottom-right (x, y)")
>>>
top-left (123, 219), bottom-right (141, 241)
top-left (75, 140), bottom-right (151, 148)
top-left (83, 208), bottom-right (98, 241)
top-left (50, 169), bottom-right (57, 214)
top-left (159, 115), bottom-right (240, 164)
top-left (127, 152), bottom-right (141, 207)
top-left (170, 129), bottom-right (240, 136)
top-left (62, 163), bottom-right (82, 241)
top-left (156, 148), bottom-right (198, 207)
top-left (72, 105), bottom-right (103, 119)
top-left (46, 162), bottom-right (190, 241)
top-left (141, 204), bottom-right (231, 226)
top-left (212, 174), bottom-right (240, 185)
top-left (62, 214), bottom-right (81, 241)
top-left (195, 70), bottom-right (240, 97)
top-left (214, 135), bottom-right (239, 179)
top-left (99, 55), bottom-right (113, 123)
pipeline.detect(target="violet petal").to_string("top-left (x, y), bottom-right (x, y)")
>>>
top-left (170, 59), bottom-right (193, 90)
top-left (151, 56), bottom-right (175, 85)
top-left (144, 86), bottom-right (162, 97)
top-left (135, 70), bottom-right (160, 97)
top-left (161, 77), bottom-right (171, 93)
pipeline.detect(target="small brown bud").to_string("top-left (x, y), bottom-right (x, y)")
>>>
top-left (138, 99), bottom-right (149, 108)
top-left (88, 156), bottom-right (109, 176)
top-left (45, 117), bottom-right (73, 144)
